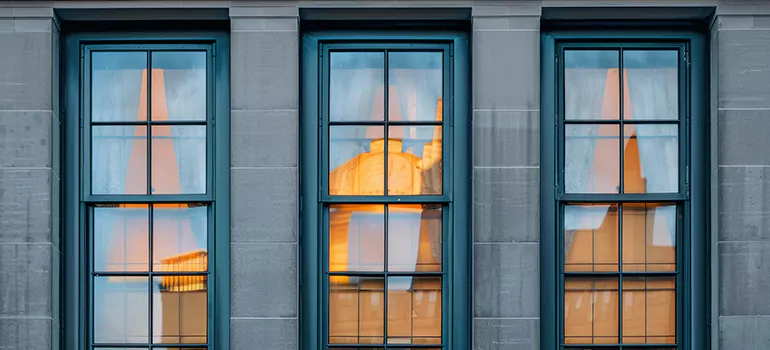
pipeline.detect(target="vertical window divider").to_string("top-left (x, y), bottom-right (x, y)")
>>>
top-left (618, 203), bottom-right (624, 347)
top-left (148, 203), bottom-right (154, 345)
top-left (147, 51), bottom-right (153, 196)
top-left (618, 48), bottom-right (625, 347)
top-left (384, 50), bottom-right (390, 197)
top-left (383, 204), bottom-right (389, 349)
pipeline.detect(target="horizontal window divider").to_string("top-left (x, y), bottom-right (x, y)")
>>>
top-left (558, 194), bottom-right (686, 203)
top-left (326, 271), bottom-right (443, 277)
top-left (328, 120), bottom-right (444, 126)
top-left (91, 120), bottom-right (208, 126)
top-left (561, 344), bottom-right (677, 348)
top-left (321, 196), bottom-right (450, 204)
top-left (92, 343), bottom-right (209, 348)
top-left (563, 119), bottom-right (680, 125)
top-left (84, 194), bottom-right (213, 203)
top-left (93, 271), bottom-right (209, 277)
top-left (563, 271), bottom-right (678, 276)
top-left (325, 344), bottom-right (444, 348)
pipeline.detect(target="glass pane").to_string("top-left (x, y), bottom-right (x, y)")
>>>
top-left (564, 277), bottom-right (619, 345)
top-left (151, 51), bottom-right (207, 121)
top-left (152, 277), bottom-right (208, 344)
top-left (624, 50), bottom-right (679, 120)
top-left (329, 204), bottom-right (384, 272)
top-left (565, 124), bottom-right (620, 194)
top-left (387, 276), bottom-right (442, 345)
top-left (330, 52), bottom-right (384, 122)
top-left (329, 126), bottom-right (385, 196)
top-left (565, 50), bottom-right (620, 120)
top-left (91, 52), bottom-right (147, 122)
top-left (388, 52), bottom-right (443, 122)
top-left (388, 205), bottom-right (442, 272)
top-left (329, 276), bottom-right (385, 344)
top-left (387, 126), bottom-right (442, 195)
top-left (622, 277), bottom-right (676, 344)
top-left (624, 124), bottom-right (678, 193)
top-left (151, 125), bottom-right (206, 194)
top-left (92, 125), bottom-right (147, 195)
top-left (564, 204), bottom-right (618, 272)
top-left (93, 205), bottom-right (149, 272)
top-left (152, 204), bottom-right (208, 272)
top-left (93, 276), bottom-right (149, 344)
top-left (622, 204), bottom-right (677, 272)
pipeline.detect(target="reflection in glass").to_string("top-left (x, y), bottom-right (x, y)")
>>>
top-left (624, 125), bottom-right (678, 194)
top-left (91, 52), bottom-right (147, 122)
top-left (151, 125), bottom-right (206, 194)
top-left (624, 50), bottom-right (679, 120)
top-left (565, 124), bottom-right (620, 193)
top-left (564, 204), bottom-right (618, 272)
top-left (94, 205), bottom-right (149, 272)
top-left (622, 204), bottom-right (676, 272)
top-left (565, 50), bottom-right (620, 120)
top-left (329, 126), bottom-right (385, 196)
top-left (152, 277), bottom-right (208, 344)
top-left (387, 276), bottom-right (442, 345)
top-left (152, 204), bottom-right (208, 272)
top-left (622, 277), bottom-right (676, 344)
top-left (151, 51), bottom-right (207, 121)
top-left (92, 125), bottom-right (147, 195)
top-left (388, 205), bottom-right (442, 272)
top-left (387, 126), bottom-right (442, 195)
top-left (329, 204), bottom-right (384, 273)
top-left (564, 277), bottom-right (619, 344)
top-left (329, 277), bottom-right (385, 344)
top-left (93, 276), bottom-right (149, 344)
top-left (388, 52), bottom-right (443, 122)
top-left (330, 52), bottom-right (384, 122)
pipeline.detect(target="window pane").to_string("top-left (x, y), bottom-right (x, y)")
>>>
top-left (387, 126), bottom-right (442, 195)
top-left (329, 126), bottom-right (385, 196)
top-left (624, 124), bottom-right (678, 194)
top-left (329, 276), bottom-right (385, 344)
top-left (91, 52), bottom-right (147, 122)
top-left (622, 277), bottom-right (676, 344)
top-left (94, 205), bottom-right (149, 272)
top-left (152, 277), bottom-right (208, 344)
top-left (151, 51), bottom-right (207, 121)
top-left (624, 50), bottom-right (678, 120)
top-left (565, 50), bottom-right (620, 120)
top-left (387, 276), bottom-right (442, 345)
top-left (388, 52), bottom-right (443, 122)
top-left (92, 125), bottom-right (147, 195)
top-left (565, 124), bottom-right (619, 194)
top-left (622, 204), bottom-right (677, 272)
top-left (388, 205), bottom-right (441, 272)
top-left (329, 204), bottom-right (384, 272)
top-left (152, 204), bottom-right (208, 272)
top-left (151, 125), bottom-right (206, 194)
top-left (564, 277), bottom-right (619, 345)
top-left (564, 204), bottom-right (618, 272)
top-left (330, 52), bottom-right (384, 122)
top-left (93, 276), bottom-right (149, 344)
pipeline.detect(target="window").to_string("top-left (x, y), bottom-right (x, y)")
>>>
top-left (64, 35), bottom-right (230, 350)
top-left (541, 29), bottom-right (708, 350)
top-left (301, 32), bottom-right (470, 350)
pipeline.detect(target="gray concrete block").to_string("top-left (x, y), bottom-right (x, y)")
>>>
top-left (231, 110), bottom-right (298, 167)
top-left (473, 3), bottom-right (541, 17)
top-left (0, 32), bottom-right (51, 111)
top-left (232, 31), bottom-right (298, 111)
top-left (719, 242), bottom-right (770, 315)
top-left (0, 170), bottom-right (51, 243)
top-left (0, 111), bottom-right (51, 167)
top-left (231, 243), bottom-right (297, 317)
top-left (474, 243), bottom-right (539, 318)
top-left (0, 243), bottom-right (51, 317)
top-left (474, 318), bottom-right (539, 350)
top-left (473, 167), bottom-right (539, 243)
top-left (473, 30), bottom-right (539, 110)
top-left (718, 110), bottom-right (770, 165)
top-left (51, 173), bottom-right (59, 250)
top-left (232, 17), bottom-right (298, 31)
top-left (720, 316), bottom-right (770, 350)
top-left (51, 247), bottom-right (59, 324)
top-left (231, 168), bottom-right (297, 243)
top-left (473, 110), bottom-right (539, 167)
top-left (718, 29), bottom-right (770, 108)
top-left (718, 166), bottom-right (770, 241)
top-left (231, 318), bottom-right (297, 350)
top-left (0, 318), bottom-right (51, 350)
top-left (473, 16), bottom-right (540, 31)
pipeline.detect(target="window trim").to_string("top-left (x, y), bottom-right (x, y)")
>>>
top-left (63, 31), bottom-right (230, 350)
top-left (540, 27), bottom-right (709, 350)
top-left (300, 30), bottom-right (470, 350)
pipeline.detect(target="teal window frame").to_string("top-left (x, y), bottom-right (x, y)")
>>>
top-left (63, 32), bottom-right (230, 350)
top-left (300, 30), bottom-right (470, 350)
top-left (540, 27), bottom-right (709, 350)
